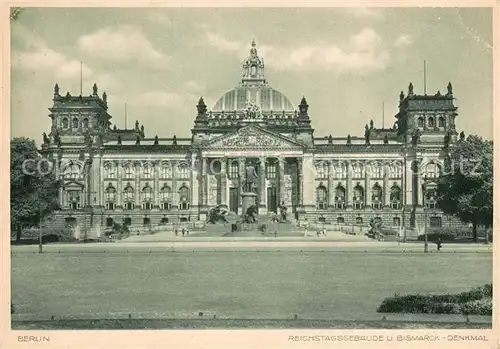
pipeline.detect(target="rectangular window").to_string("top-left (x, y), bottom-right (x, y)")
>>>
top-left (266, 163), bottom-right (277, 179)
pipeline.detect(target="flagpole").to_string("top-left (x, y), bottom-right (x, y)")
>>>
top-left (125, 102), bottom-right (127, 130)
top-left (80, 60), bottom-right (83, 96)
top-left (424, 60), bottom-right (427, 95)
top-left (382, 101), bottom-right (385, 129)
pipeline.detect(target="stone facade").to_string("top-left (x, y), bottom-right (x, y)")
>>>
top-left (40, 42), bottom-right (465, 237)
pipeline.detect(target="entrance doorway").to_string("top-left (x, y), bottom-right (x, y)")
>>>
top-left (229, 187), bottom-right (239, 214)
top-left (267, 187), bottom-right (277, 213)
top-left (143, 217), bottom-right (151, 227)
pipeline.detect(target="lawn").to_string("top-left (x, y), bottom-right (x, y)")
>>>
top-left (11, 250), bottom-right (492, 324)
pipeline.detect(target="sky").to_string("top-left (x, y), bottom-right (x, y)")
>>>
top-left (10, 7), bottom-right (493, 144)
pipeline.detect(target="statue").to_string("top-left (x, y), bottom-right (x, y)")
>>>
top-left (370, 119), bottom-right (374, 130)
top-left (447, 82), bottom-right (453, 95)
top-left (172, 135), bottom-right (177, 145)
top-left (278, 201), bottom-right (288, 222)
top-left (54, 83), bottom-right (60, 96)
top-left (346, 134), bottom-right (352, 145)
top-left (54, 132), bottom-right (61, 147)
top-left (84, 132), bottom-right (92, 145)
top-left (411, 130), bottom-right (420, 146)
top-left (444, 132), bottom-right (450, 148)
top-left (117, 135), bottom-right (122, 145)
top-left (436, 90), bottom-right (441, 96)
top-left (393, 121), bottom-right (398, 130)
top-left (244, 204), bottom-right (258, 223)
top-left (384, 134), bottom-right (389, 144)
top-left (102, 92), bottom-right (107, 104)
top-left (399, 90), bottom-right (404, 101)
top-left (207, 205), bottom-right (229, 224)
top-left (368, 218), bottom-right (384, 241)
top-left (135, 120), bottom-right (139, 130)
top-left (328, 134), bottom-right (333, 144)
top-left (408, 82), bottom-right (414, 95)
top-left (459, 131), bottom-right (465, 141)
top-left (154, 135), bottom-right (159, 145)
top-left (92, 83), bottom-right (98, 95)
top-left (243, 161), bottom-right (258, 193)
top-left (364, 124), bottom-right (370, 145)
top-left (42, 132), bottom-right (49, 144)
top-left (140, 125), bottom-right (144, 133)
top-left (135, 135), bottom-right (140, 145)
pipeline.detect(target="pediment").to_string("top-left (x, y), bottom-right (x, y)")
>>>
top-left (206, 125), bottom-right (302, 149)
top-left (63, 179), bottom-right (85, 189)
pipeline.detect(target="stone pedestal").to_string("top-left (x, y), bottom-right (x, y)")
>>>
top-left (241, 192), bottom-right (257, 217)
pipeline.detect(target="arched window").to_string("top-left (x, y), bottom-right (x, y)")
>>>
top-left (424, 163), bottom-right (440, 178)
top-left (105, 185), bottom-right (116, 210)
top-left (353, 185), bottom-right (364, 210)
top-left (104, 163), bottom-right (117, 179)
top-left (390, 185), bottom-right (402, 209)
top-left (160, 185), bottom-right (172, 210)
top-left (228, 160), bottom-right (239, 179)
top-left (62, 118), bottom-right (69, 129)
top-left (159, 163), bottom-right (172, 179)
top-left (82, 118), bottom-right (89, 130)
top-left (428, 117), bottom-right (435, 128)
top-left (334, 185), bottom-right (345, 209)
top-left (123, 183), bottom-right (135, 210)
top-left (352, 162), bottom-right (364, 179)
top-left (370, 162), bottom-right (382, 178)
top-left (143, 163), bottom-right (153, 179)
top-left (390, 161), bottom-right (403, 178)
top-left (179, 185), bottom-right (190, 210)
top-left (72, 117), bottom-right (79, 129)
top-left (316, 185), bottom-right (327, 210)
top-left (334, 162), bottom-right (347, 179)
top-left (417, 116), bottom-right (424, 128)
top-left (123, 164), bottom-right (135, 179)
top-left (316, 162), bottom-right (328, 179)
top-left (178, 163), bottom-right (190, 179)
top-left (438, 116), bottom-right (446, 128)
top-left (64, 163), bottom-right (81, 179)
top-left (142, 184), bottom-right (153, 210)
top-left (371, 184), bottom-right (383, 209)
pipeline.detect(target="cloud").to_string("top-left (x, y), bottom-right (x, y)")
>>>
top-left (77, 26), bottom-right (167, 68)
top-left (206, 32), bottom-right (241, 52)
top-left (131, 91), bottom-right (184, 108)
top-left (342, 8), bottom-right (383, 18)
top-left (394, 34), bottom-right (414, 47)
top-left (13, 43), bottom-right (93, 80)
top-left (350, 28), bottom-right (383, 51)
top-left (146, 11), bottom-right (173, 26)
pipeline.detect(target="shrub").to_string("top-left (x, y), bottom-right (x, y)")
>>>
top-left (377, 284), bottom-right (492, 315)
top-left (417, 231), bottom-right (455, 242)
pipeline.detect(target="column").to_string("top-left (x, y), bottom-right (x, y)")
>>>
top-left (364, 160), bottom-right (371, 208)
top-left (91, 155), bottom-right (101, 207)
top-left (415, 160), bottom-right (423, 206)
top-left (154, 161), bottom-right (159, 208)
top-left (383, 161), bottom-right (390, 207)
top-left (99, 156), bottom-right (104, 206)
top-left (297, 158), bottom-right (303, 206)
top-left (59, 187), bottom-right (64, 208)
top-left (134, 162), bottom-right (140, 208)
top-left (171, 160), bottom-right (177, 208)
top-left (302, 154), bottom-right (315, 208)
top-left (278, 157), bottom-right (285, 205)
top-left (404, 157), bottom-right (413, 207)
top-left (259, 157), bottom-right (267, 209)
top-left (346, 160), bottom-right (352, 208)
top-left (199, 157), bottom-right (207, 207)
top-left (117, 162), bottom-right (122, 208)
top-left (190, 154), bottom-right (200, 209)
top-left (84, 158), bottom-right (91, 207)
top-left (238, 157), bottom-right (245, 205)
top-left (220, 157), bottom-right (227, 207)
top-left (328, 160), bottom-right (334, 207)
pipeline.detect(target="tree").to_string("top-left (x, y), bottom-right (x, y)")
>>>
top-left (10, 138), bottom-right (60, 241)
top-left (436, 134), bottom-right (493, 242)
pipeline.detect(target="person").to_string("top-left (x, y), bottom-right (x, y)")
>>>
top-left (436, 238), bottom-right (442, 251)
top-left (274, 230), bottom-right (277, 238)
top-left (186, 230), bottom-right (189, 236)
top-left (181, 228), bottom-right (185, 237)
top-left (174, 229), bottom-right (178, 237)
